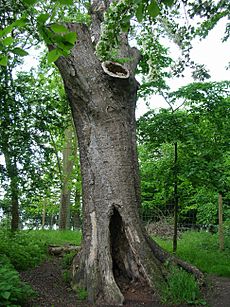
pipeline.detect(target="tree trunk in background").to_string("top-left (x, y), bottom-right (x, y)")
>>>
top-left (173, 142), bottom-right (179, 253)
top-left (59, 126), bottom-right (75, 230)
top-left (11, 178), bottom-right (19, 231)
top-left (50, 214), bottom-right (54, 230)
top-left (4, 150), bottom-right (19, 231)
top-left (72, 187), bottom-right (81, 230)
top-left (42, 202), bottom-right (46, 229)
top-left (218, 192), bottom-right (224, 250)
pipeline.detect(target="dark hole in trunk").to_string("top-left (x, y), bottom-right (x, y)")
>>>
top-left (109, 207), bottom-right (132, 285)
top-left (106, 62), bottom-right (128, 76)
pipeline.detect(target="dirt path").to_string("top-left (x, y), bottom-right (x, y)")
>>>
top-left (205, 275), bottom-right (230, 307)
top-left (20, 257), bottom-right (230, 307)
top-left (21, 257), bottom-right (77, 307)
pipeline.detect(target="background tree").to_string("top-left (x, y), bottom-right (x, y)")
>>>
top-left (171, 81), bottom-right (230, 249)
top-left (0, 66), bottom-right (68, 230)
top-left (138, 81), bottom-right (230, 242)
top-left (59, 123), bottom-right (81, 230)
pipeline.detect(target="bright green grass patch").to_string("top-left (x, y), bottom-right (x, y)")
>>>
top-left (27, 229), bottom-right (82, 246)
top-left (154, 231), bottom-right (230, 277)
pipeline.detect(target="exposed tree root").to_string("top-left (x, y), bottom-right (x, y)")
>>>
top-left (145, 234), bottom-right (205, 285)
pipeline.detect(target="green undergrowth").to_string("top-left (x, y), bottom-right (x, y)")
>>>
top-left (61, 251), bottom-right (76, 284)
top-left (0, 229), bottom-right (82, 271)
top-left (160, 265), bottom-right (205, 305)
top-left (62, 251), bottom-right (77, 269)
top-left (0, 254), bottom-right (36, 306)
top-left (0, 229), bottom-right (81, 306)
top-left (27, 229), bottom-right (82, 247)
top-left (0, 230), bottom-right (47, 271)
top-left (76, 287), bottom-right (88, 301)
top-left (1, 228), bottom-right (229, 305)
top-left (154, 231), bottom-right (230, 277)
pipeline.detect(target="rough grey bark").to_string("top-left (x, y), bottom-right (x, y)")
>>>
top-left (52, 3), bottom-right (203, 305)
top-left (54, 23), bottom-right (166, 304)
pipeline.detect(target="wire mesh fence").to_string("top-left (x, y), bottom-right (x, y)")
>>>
top-left (139, 202), bottom-right (229, 242)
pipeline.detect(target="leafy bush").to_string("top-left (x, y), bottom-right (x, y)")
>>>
top-left (0, 255), bottom-right (36, 306)
top-left (161, 266), bottom-right (203, 305)
top-left (224, 220), bottom-right (230, 235)
top-left (0, 230), bottom-right (47, 271)
top-left (0, 229), bottom-right (82, 271)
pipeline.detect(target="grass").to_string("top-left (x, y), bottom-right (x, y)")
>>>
top-left (1, 227), bottom-right (229, 306)
top-left (154, 231), bottom-right (230, 277)
top-left (26, 229), bottom-right (82, 246)
top-left (160, 266), bottom-right (204, 305)
top-left (1, 228), bottom-right (228, 277)
top-left (0, 227), bottom-right (229, 307)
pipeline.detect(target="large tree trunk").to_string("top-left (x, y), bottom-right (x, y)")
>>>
top-left (54, 23), bottom-right (165, 305)
top-left (53, 5), bottom-right (203, 305)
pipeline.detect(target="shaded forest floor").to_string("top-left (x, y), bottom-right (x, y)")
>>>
top-left (20, 256), bottom-right (230, 307)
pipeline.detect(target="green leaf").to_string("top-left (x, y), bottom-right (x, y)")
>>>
top-left (37, 13), bottom-right (50, 24)
top-left (63, 32), bottom-right (77, 45)
top-left (22, 0), bottom-right (37, 5)
top-left (0, 56), bottom-right (8, 66)
top-left (147, 0), bottom-right (160, 19)
top-left (50, 23), bottom-right (68, 33)
top-left (47, 49), bottom-right (61, 63)
top-left (121, 22), bottom-right (130, 32)
top-left (56, 0), bottom-right (73, 5)
top-left (0, 24), bottom-right (14, 38)
top-left (1, 291), bottom-right (10, 300)
top-left (136, 3), bottom-right (144, 22)
top-left (2, 37), bottom-right (14, 46)
top-left (12, 47), bottom-right (29, 56)
top-left (0, 19), bottom-right (27, 38)
top-left (162, 0), bottom-right (174, 6)
top-left (13, 17), bottom-right (28, 27)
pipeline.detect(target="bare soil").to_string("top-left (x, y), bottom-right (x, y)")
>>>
top-left (20, 257), bottom-right (230, 307)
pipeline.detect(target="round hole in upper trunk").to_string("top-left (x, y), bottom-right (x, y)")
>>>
top-left (102, 61), bottom-right (130, 79)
